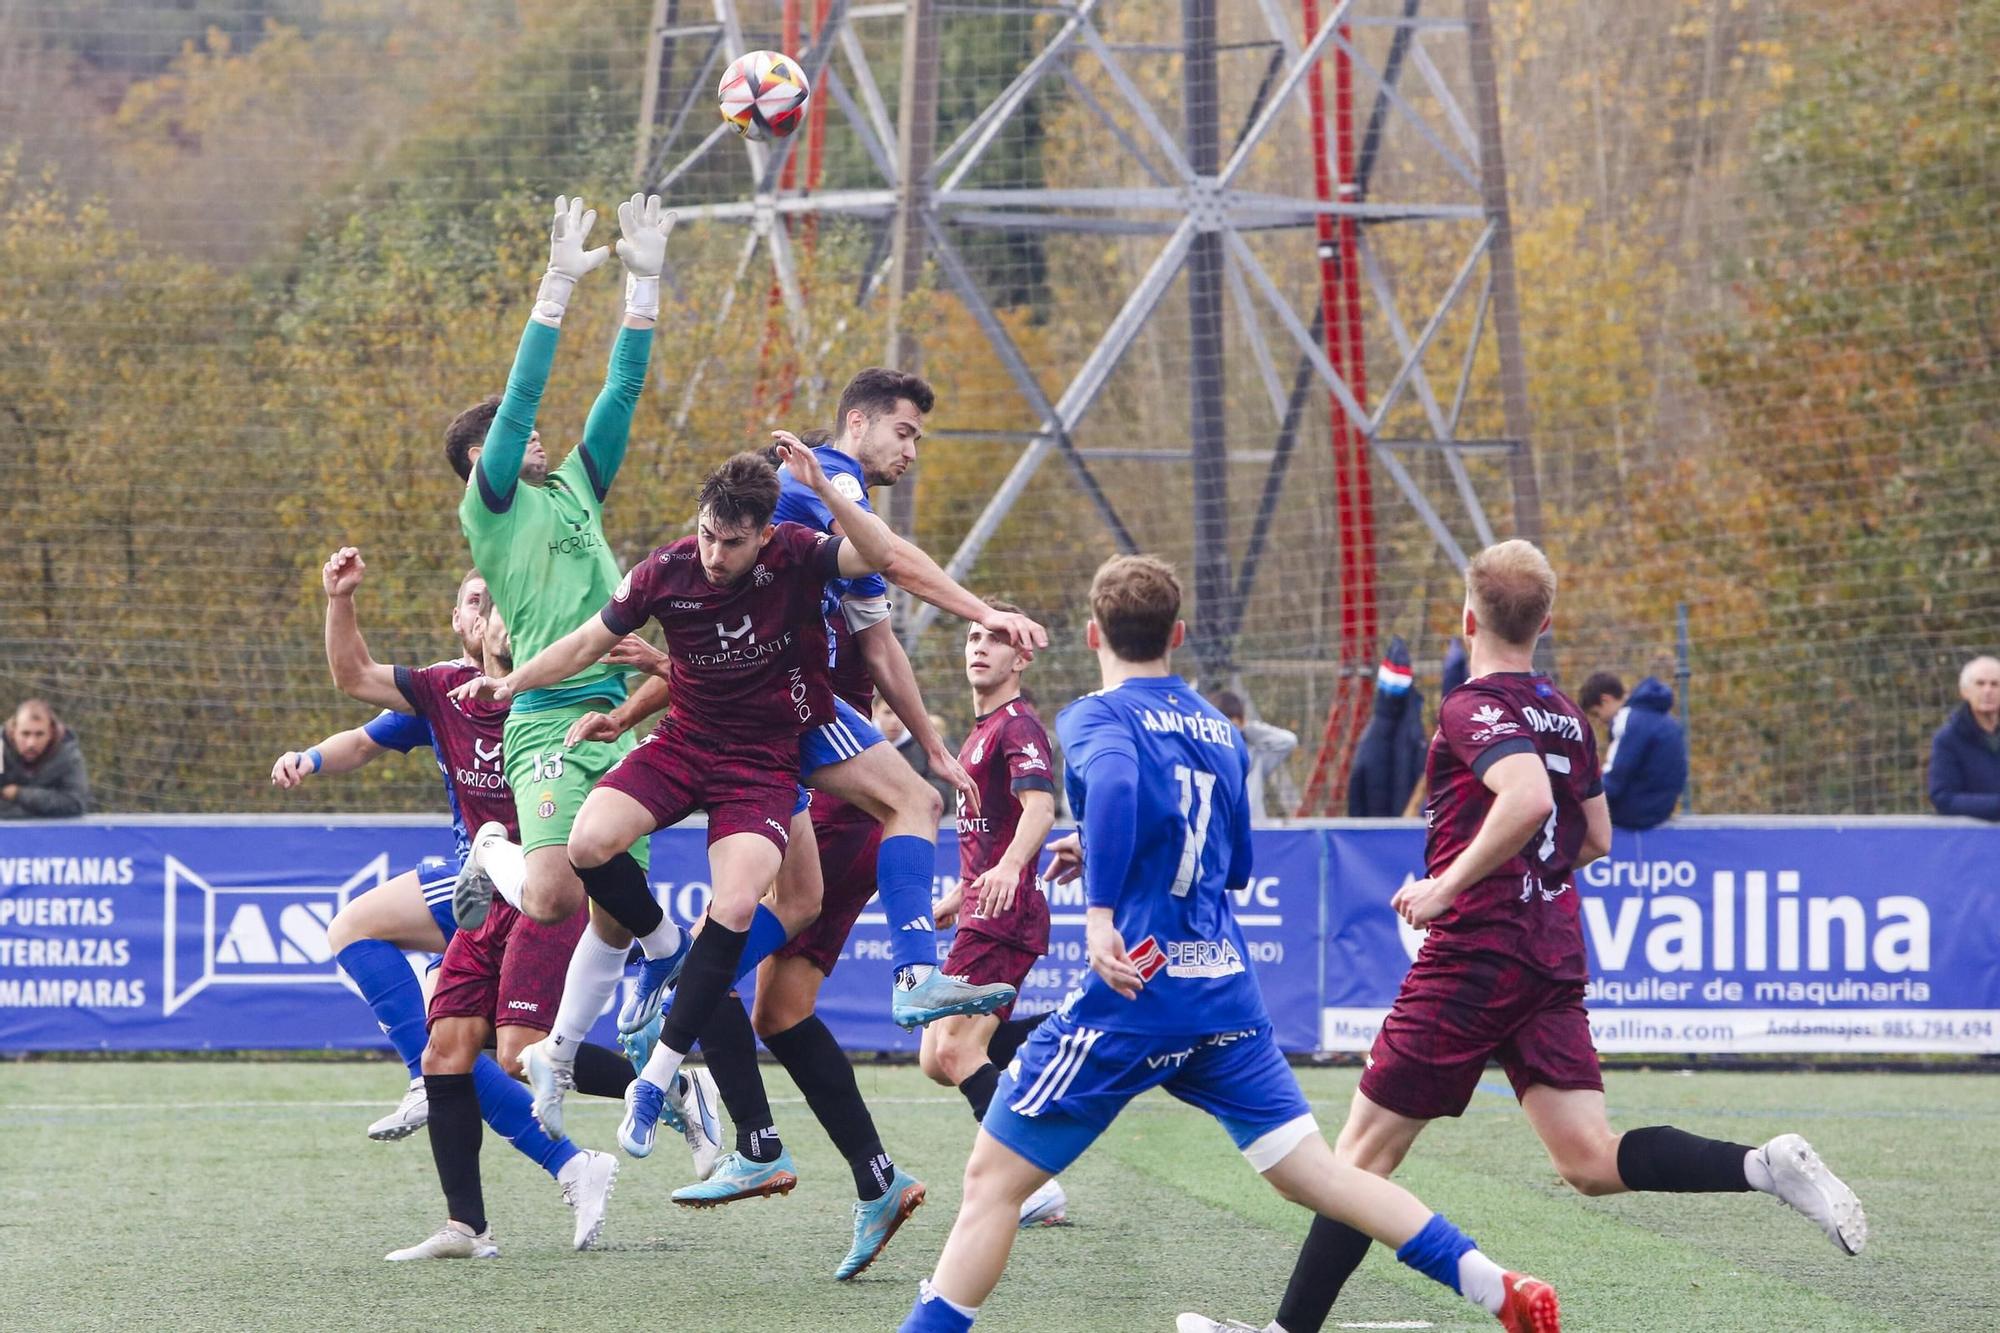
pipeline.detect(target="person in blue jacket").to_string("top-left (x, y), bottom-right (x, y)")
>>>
top-left (1602, 675), bottom-right (1686, 830)
top-left (1346, 636), bottom-right (1427, 818)
top-left (1929, 655), bottom-right (2000, 821)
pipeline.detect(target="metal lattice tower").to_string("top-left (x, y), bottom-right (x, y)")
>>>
top-left (634, 0), bottom-right (1538, 813)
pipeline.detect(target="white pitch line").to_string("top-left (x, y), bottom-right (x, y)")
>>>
top-left (1337, 1323), bottom-right (1434, 1330)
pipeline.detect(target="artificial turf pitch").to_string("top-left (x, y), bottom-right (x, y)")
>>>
top-left (3, 1062), bottom-right (1993, 1331)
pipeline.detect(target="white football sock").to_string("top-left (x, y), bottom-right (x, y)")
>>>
top-left (1458, 1249), bottom-right (1507, 1315)
top-left (917, 1279), bottom-right (979, 1319)
top-left (639, 1036), bottom-right (688, 1091)
top-left (478, 835), bottom-right (527, 910)
top-left (637, 919), bottom-right (683, 960)
top-left (546, 925), bottom-right (628, 1057)
top-left (896, 962), bottom-right (936, 987)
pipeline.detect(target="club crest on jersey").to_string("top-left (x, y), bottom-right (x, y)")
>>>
top-left (753, 563), bottom-right (773, 588)
top-left (832, 473), bottom-right (864, 502)
top-left (1467, 703), bottom-right (1520, 742)
top-left (1129, 935), bottom-right (1167, 982)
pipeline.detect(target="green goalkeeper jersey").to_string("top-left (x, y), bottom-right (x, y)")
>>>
top-left (459, 317), bottom-right (653, 714)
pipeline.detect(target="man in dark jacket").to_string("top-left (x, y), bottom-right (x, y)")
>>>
top-left (1929, 655), bottom-right (2000, 821)
top-left (1, 699), bottom-right (92, 818)
top-left (1347, 636), bottom-right (1427, 818)
top-left (1603, 675), bottom-right (1686, 830)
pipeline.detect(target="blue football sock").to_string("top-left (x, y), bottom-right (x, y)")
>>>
top-left (336, 940), bottom-right (428, 1078)
top-left (473, 1054), bottom-right (579, 1179)
top-left (877, 835), bottom-right (939, 973)
top-left (730, 904), bottom-right (790, 984)
top-left (1394, 1212), bottom-right (1476, 1294)
top-left (899, 1280), bottom-right (977, 1332)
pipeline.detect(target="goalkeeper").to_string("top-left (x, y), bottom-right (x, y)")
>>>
top-left (442, 193), bottom-right (678, 960)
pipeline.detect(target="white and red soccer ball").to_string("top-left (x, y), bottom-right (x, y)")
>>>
top-left (718, 50), bottom-right (811, 142)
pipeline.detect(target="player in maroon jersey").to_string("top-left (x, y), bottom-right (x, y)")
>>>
top-left (1179, 540), bottom-right (1866, 1333)
top-left (453, 443), bottom-right (903, 1159)
top-left (918, 602), bottom-right (1066, 1226)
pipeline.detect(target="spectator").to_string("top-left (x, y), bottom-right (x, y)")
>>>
top-left (1, 699), bottom-right (92, 819)
top-left (1347, 636), bottom-right (1427, 817)
top-left (872, 693), bottom-right (958, 816)
top-left (1602, 675), bottom-right (1687, 830)
top-left (1929, 655), bottom-right (2000, 821)
top-left (1439, 636), bottom-right (1470, 701)
top-left (1577, 672), bottom-right (1627, 737)
top-left (1212, 689), bottom-right (1298, 822)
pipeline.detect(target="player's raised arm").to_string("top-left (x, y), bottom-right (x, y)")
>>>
top-left (571, 194), bottom-right (673, 504)
top-left (853, 620), bottom-right (979, 815)
top-left (474, 196), bottom-right (609, 513)
top-left (320, 547), bottom-right (407, 712)
top-left (453, 614), bottom-right (618, 706)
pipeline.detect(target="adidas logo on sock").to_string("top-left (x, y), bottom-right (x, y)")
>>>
top-left (900, 916), bottom-right (935, 932)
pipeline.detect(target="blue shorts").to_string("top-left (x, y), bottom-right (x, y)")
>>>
top-left (416, 856), bottom-right (458, 944)
top-left (983, 1011), bottom-right (1318, 1176)
top-left (799, 695), bottom-right (886, 778)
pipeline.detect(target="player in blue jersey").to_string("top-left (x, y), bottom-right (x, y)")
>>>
top-left (899, 556), bottom-right (1563, 1333)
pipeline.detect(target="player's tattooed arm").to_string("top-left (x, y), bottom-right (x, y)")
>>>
top-left (970, 789), bottom-right (1057, 916)
top-left (269, 728), bottom-right (388, 789)
top-left (453, 615), bottom-right (620, 707)
top-left (321, 548), bottom-right (407, 712)
top-left (853, 620), bottom-right (980, 816)
top-left (1391, 750), bottom-right (1554, 927)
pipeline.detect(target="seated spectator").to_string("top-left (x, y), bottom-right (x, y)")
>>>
top-left (1212, 690), bottom-right (1298, 821)
top-left (1347, 636), bottom-right (1427, 818)
top-left (1601, 675), bottom-right (1686, 830)
top-left (1929, 655), bottom-right (2000, 821)
top-left (1578, 671), bottom-right (1626, 736)
top-left (1, 699), bottom-right (92, 819)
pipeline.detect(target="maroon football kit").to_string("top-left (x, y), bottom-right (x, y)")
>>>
top-left (596, 522), bottom-right (844, 851)
top-left (1359, 671), bottom-right (1607, 1120)
top-left (395, 660), bottom-right (519, 842)
top-left (940, 698), bottom-right (1055, 1019)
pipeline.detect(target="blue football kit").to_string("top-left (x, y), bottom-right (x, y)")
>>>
top-left (361, 707), bottom-right (459, 940)
top-left (982, 675), bottom-right (1316, 1175)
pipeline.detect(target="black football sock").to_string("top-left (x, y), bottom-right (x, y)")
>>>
top-left (658, 921), bottom-right (748, 1056)
top-left (1616, 1125), bottom-right (1755, 1192)
top-left (1275, 1217), bottom-right (1373, 1333)
top-left (698, 994), bottom-right (777, 1148)
top-left (762, 1014), bottom-right (893, 1200)
top-left (957, 1063), bottom-right (1001, 1122)
top-left (986, 1013), bottom-right (1044, 1070)
top-left (575, 852), bottom-right (664, 938)
top-left (741, 1125), bottom-right (786, 1163)
top-left (423, 1072), bottom-right (486, 1235)
top-left (572, 1041), bottom-right (637, 1099)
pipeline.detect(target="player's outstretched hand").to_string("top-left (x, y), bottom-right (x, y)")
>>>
top-left (932, 883), bottom-right (964, 930)
top-left (1390, 876), bottom-right (1454, 928)
top-left (601, 633), bottom-right (671, 680)
top-left (450, 674), bottom-right (514, 706)
top-left (1086, 913), bottom-right (1143, 999)
top-left (615, 193), bottom-right (676, 278)
top-left (1044, 831), bottom-right (1082, 883)
top-left (933, 748), bottom-right (980, 818)
top-left (548, 195), bottom-right (611, 281)
top-left (770, 429), bottom-right (829, 491)
top-left (321, 547), bottom-right (365, 598)
top-left (969, 863), bottom-right (1020, 918)
top-left (980, 605), bottom-right (1048, 660)
top-left (270, 751), bottom-right (314, 789)
top-left (565, 711), bottom-right (622, 749)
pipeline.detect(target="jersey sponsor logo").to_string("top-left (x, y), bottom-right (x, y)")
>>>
top-left (717, 615), bottom-right (755, 645)
top-left (968, 737), bottom-right (986, 766)
top-left (505, 999), bottom-right (540, 1012)
top-left (473, 738), bottom-right (503, 767)
top-left (1521, 706), bottom-right (1584, 742)
top-left (669, 599), bottom-right (705, 611)
top-left (1017, 741), bottom-right (1048, 772)
top-left (786, 665), bottom-right (812, 725)
top-left (832, 473), bottom-right (864, 502)
top-left (1129, 934), bottom-right (1167, 981)
top-left (1163, 938), bottom-right (1246, 979)
top-left (1143, 1026), bottom-right (1258, 1070)
top-left (547, 531), bottom-right (604, 558)
top-left (614, 571), bottom-right (633, 602)
top-left (1466, 703), bottom-right (1521, 741)
top-left (452, 766), bottom-right (510, 792)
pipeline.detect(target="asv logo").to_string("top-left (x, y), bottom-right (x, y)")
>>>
top-left (717, 615), bottom-right (755, 645)
top-left (163, 854), bottom-right (389, 1016)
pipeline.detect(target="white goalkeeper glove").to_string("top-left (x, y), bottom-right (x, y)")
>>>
top-left (614, 192), bottom-right (677, 320)
top-left (534, 195), bottom-right (611, 325)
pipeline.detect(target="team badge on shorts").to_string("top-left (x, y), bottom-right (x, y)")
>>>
top-left (538, 791), bottom-right (557, 820)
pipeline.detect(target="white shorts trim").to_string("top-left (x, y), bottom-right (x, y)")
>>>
top-left (1242, 1111), bottom-right (1319, 1172)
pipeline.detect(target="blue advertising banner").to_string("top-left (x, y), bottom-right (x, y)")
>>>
top-left (1320, 819), bottom-right (2000, 1053)
top-left (4, 817), bottom-right (1995, 1054)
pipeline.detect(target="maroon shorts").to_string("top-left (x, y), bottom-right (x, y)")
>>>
top-left (940, 930), bottom-right (1040, 1021)
top-left (428, 900), bottom-right (588, 1032)
top-left (777, 810), bottom-right (882, 975)
top-left (598, 719), bottom-right (800, 852)
top-left (1357, 951), bottom-right (1602, 1120)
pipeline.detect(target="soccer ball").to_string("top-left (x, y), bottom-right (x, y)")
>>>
top-left (718, 50), bottom-right (811, 142)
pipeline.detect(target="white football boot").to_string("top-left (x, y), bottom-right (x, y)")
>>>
top-left (675, 1067), bottom-right (726, 1181)
top-left (1757, 1132), bottom-right (1868, 1255)
top-left (522, 1038), bottom-right (576, 1137)
top-left (385, 1221), bottom-right (498, 1261)
top-left (1018, 1176), bottom-right (1069, 1227)
top-left (559, 1148), bottom-right (619, 1251)
top-left (366, 1078), bottom-right (428, 1141)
